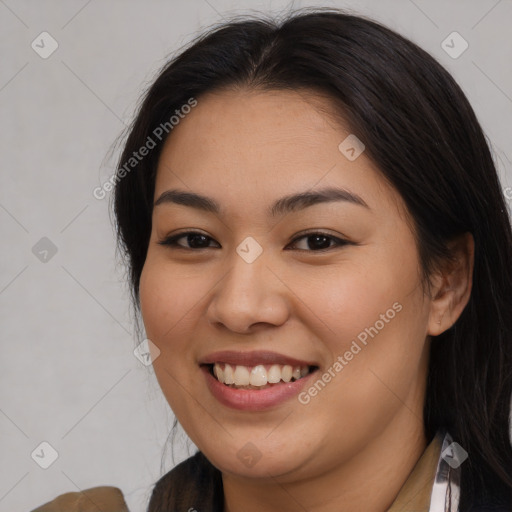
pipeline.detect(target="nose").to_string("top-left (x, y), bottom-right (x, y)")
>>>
top-left (206, 246), bottom-right (290, 334)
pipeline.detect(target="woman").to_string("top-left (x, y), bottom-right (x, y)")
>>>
top-left (32, 8), bottom-right (512, 512)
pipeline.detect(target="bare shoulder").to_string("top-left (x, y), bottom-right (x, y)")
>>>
top-left (30, 486), bottom-right (129, 512)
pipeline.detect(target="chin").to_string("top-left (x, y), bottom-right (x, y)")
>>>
top-left (200, 439), bottom-right (309, 481)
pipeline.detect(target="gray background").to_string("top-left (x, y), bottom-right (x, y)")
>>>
top-left (1, 0), bottom-right (511, 511)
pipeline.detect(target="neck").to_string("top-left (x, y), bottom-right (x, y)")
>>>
top-left (221, 412), bottom-right (428, 512)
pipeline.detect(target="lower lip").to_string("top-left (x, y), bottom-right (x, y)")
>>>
top-left (201, 365), bottom-right (317, 411)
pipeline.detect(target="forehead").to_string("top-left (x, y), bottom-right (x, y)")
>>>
top-left (161, 88), bottom-right (345, 153)
top-left (154, 88), bottom-right (406, 221)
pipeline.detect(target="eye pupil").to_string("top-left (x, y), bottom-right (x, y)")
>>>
top-left (188, 233), bottom-right (209, 248)
top-left (309, 235), bottom-right (330, 250)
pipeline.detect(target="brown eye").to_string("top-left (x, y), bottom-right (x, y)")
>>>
top-left (286, 232), bottom-right (349, 252)
top-left (157, 230), bottom-right (351, 252)
top-left (157, 231), bottom-right (218, 249)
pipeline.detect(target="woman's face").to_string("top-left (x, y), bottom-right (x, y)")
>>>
top-left (139, 88), bottom-right (434, 481)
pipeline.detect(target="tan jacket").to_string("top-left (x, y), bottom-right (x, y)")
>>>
top-left (30, 486), bottom-right (129, 512)
top-left (29, 431), bottom-right (448, 511)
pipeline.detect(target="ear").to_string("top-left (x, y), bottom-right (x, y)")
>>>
top-left (427, 232), bottom-right (474, 336)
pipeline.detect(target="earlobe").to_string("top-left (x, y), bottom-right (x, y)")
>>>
top-left (427, 232), bottom-right (474, 336)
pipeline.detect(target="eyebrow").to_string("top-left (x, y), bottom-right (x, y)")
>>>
top-left (154, 186), bottom-right (370, 217)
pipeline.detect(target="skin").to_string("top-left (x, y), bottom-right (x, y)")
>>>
top-left (139, 88), bottom-right (474, 512)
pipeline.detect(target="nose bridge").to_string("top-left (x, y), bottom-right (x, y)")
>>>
top-left (208, 235), bottom-right (288, 331)
top-left (224, 235), bottom-right (269, 302)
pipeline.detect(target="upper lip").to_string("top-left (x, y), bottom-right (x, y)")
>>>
top-left (199, 350), bottom-right (318, 368)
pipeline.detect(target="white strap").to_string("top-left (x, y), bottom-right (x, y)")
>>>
top-left (428, 430), bottom-right (461, 512)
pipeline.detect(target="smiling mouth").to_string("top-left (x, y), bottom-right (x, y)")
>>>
top-left (205, 362), bottom-right (319, 390)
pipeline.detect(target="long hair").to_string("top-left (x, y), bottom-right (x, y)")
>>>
top-left (112, 8), bottom-right (512, 509)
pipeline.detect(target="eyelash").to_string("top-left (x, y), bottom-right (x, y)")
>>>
top-left (157, 230), bottom-right (351, 252)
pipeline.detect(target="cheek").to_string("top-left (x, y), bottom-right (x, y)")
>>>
top-left (305, 239), bottom-right (428, 396)
top-left (139, 261), bottom-right (169, 341)
top-left (139, 258), bottom-right (202, 344)
top-left (305, 246), bottom-right (419, 346)
top-left (138, 259), bottom-right (203, 425)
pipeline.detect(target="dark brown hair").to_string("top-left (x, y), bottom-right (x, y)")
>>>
top-left (112, 8), bottom-right (512, 510)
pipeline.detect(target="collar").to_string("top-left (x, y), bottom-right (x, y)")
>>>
top-left (387, 430), bottom-right (460, 511)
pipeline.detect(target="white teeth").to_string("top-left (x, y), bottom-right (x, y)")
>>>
top-left (249, 365), bottom-right (267, 386)
top-left (281, 365), bottom-right (293, 382)
top-left (224, 363), bottom-right (234, 384)
top-left (212, 362), bottom-right (312, 388)
top-left (233, 365), bottom-right (250, 386)
top-left (214, 365), bottom-right (224, 382)
top-left (267, 364), bottom-right (281, 383)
